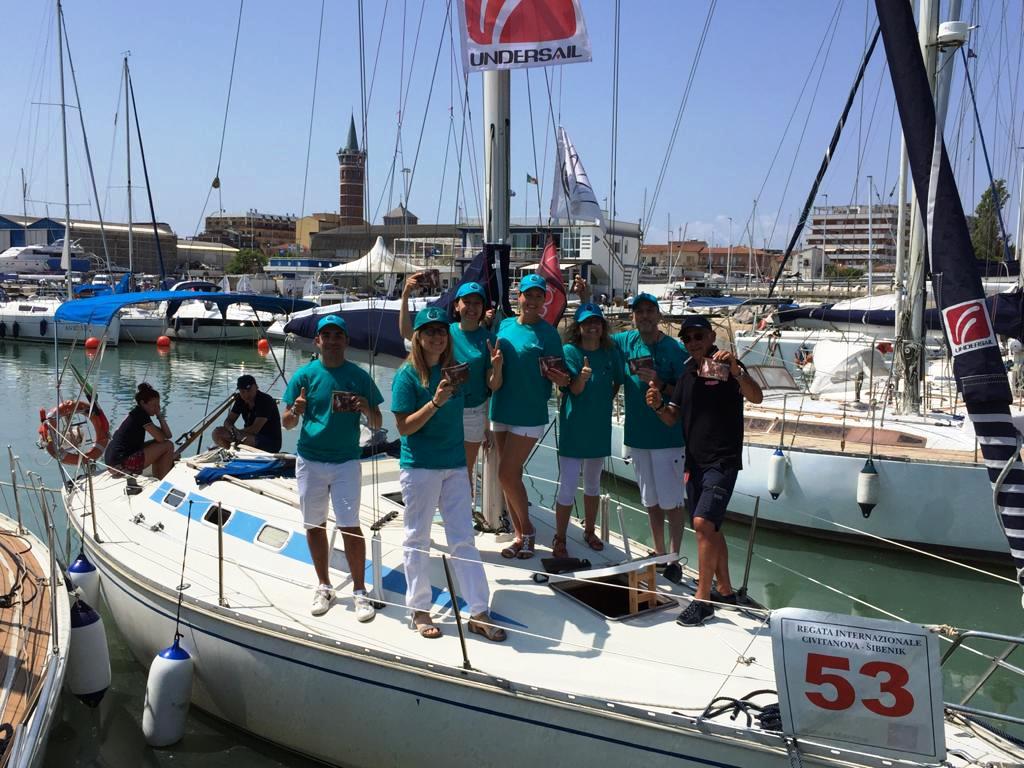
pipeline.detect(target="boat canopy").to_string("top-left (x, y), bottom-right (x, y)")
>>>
top-left (55, 291), bottom-right (316, 326)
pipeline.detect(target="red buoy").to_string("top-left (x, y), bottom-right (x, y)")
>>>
top-left (156, 336), bottom-right (171, 347)
top-left (84, 337), bottom-right (100, 350)
top-left (257, 339), bottom-right (271, 354)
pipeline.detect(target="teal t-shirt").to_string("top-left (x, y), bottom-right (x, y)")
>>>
top-left (283, 358), bottom-right (384, 463)
top-left (613, 330), bottom-right (688, 449)
top-left (490, 317), bottom-right (563, 427)
top-left (558, 344), bottom-right (623, 459)
top-left (391, 363), bottom-right (466, 469)
top-left (449, 322), bottom-right (494, 409)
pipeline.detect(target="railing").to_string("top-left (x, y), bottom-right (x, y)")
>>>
top-left (939, 629), bottom-right (1024, 728)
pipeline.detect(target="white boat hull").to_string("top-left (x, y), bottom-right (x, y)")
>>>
top-left (609, 426), bottom-right (1010, 559)
top-left (0, 304), bottom-right (120, 346)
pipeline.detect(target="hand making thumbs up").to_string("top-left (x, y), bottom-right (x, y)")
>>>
top-left (578, 355), bottom-right (592, 384)
top-left (294, 386), bottom-right (307, 415)
top-left (645, 378), bottom-right (662, 410)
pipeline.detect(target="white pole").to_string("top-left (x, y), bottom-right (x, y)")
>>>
top-left (57, 0), bottom-right (72, 299)
top-left (727, 217), bottom-right (733, 284)
top-left (125, 56), bottom-right (133, 275)
top-left (867, 175), bottom-right (874, 296)
top-left (1016, 148), bottom-right (1024, 286)
top-left (820, 193), bottom-right (828, 281)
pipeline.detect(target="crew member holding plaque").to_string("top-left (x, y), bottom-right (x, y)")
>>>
top-left (282, 315), bottom-right (384, 620)
top-left (391, 306), bottom-right (506, 642)
top-left (646, 315), bottom-right (763, 626)
top-left (612, 293), bottom-right (689, 581)
top-left (490, 273), bottom-right (569, 559)
top-left (552, 303), bottom-right (622, 556)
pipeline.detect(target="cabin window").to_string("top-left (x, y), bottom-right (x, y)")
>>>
top-left (256, 525), bottom-right (289, 549)
top-left (162, 488), bottom-right (186, 508)
top-left (203, 505), bottom-right (232, 526)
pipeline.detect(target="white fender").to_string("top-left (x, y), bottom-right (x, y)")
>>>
top-left (67, 598), bottom-right (111, 707)
top-left (67, 552), bottom-right (99, 608)
top-left (142, 638), bottom-right (194, 747)
top-left (767, 448), bottom-right (787, 500)
top-left (857, 458), bottom-right (880, 517)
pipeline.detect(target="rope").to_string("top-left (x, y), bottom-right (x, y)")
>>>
top-left (299, 0), bottom-right (326, 221)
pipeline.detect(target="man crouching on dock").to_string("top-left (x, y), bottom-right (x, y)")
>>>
top-left (282, 315), bottom-right (384, 620)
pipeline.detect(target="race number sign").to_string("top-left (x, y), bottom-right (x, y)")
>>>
top-left (771, 608), bottom-right (945, 763)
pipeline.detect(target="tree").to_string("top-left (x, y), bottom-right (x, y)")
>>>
top-left (970, 179), bottom-right (1013, 262)
top-left (226, 248), bottom-right (268, 274)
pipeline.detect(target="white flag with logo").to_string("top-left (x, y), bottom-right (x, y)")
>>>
top-left (550, 126), bottom-right (605, 230)
top-left (456, 0), bottom-right (592, 72)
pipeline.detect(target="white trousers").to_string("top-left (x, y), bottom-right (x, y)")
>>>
top-left (556, 455), bottom-right (605, 506)
top-left (399, 467), bottom-right (490, 616)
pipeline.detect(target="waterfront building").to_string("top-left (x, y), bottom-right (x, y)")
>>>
top-left (200, 210), bottom-right (298, 254)
top-left (805, 204), bottom-right (910, 271)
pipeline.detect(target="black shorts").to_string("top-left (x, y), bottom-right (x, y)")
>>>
top-left (685, 464), bottom-right (738, 531)
top-left (253, 434), bottom-right (281, 453)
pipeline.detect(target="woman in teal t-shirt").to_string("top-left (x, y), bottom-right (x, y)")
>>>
top-left (399, 278), bottom-right (503, 487)
top-left (391, 307), bottom-right (506, 643)
top-left (490, 273), bottom-right (569, 560)
top-left (553, 303), bottom-right (622, 557)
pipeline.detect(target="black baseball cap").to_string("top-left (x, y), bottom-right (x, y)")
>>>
top-left (679, 315), bottom-right (712, 332)
top-left (237, 374), bottom-right (257, 390)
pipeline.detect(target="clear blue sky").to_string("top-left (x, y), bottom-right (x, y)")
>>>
top-left (1, 0), bottom-right (1021, 248)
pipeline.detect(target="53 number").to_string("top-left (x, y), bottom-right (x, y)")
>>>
top-left (804, 653), bottom-right (914, 718)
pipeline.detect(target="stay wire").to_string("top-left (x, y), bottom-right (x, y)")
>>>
top-left (299, 0), bottom-right (326, 221)
top-left (192, 0), bottom-right (244, 239)
top-left (405, 0), bottom-right (452, 202)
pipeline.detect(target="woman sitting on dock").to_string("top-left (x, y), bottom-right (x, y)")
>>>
top-left (104, 383), bottom-right (175, 480)
top-left (552, 303), bottom-right (622, 557)
top-left (391, 306), bottom-right (506, 642)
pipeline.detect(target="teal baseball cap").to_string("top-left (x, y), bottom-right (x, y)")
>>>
top-left (455, 281), bottom-right (485, 300)
top-left (413, 306), bottom-right (449, 330)
top-left (316, 314), bottom-right (347, 334)
top-left (574, 303), bottom-right (605, 323)
top-left (630, 292), bottom-right (660, 310)
top-left (519, 273), bottom-right (547, 293)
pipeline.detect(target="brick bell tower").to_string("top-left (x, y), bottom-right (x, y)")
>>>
top-left (337, 114), bottom-right (366, 225)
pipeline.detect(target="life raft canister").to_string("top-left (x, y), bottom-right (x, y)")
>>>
top-left (38, 400), bottom-right (110, 464)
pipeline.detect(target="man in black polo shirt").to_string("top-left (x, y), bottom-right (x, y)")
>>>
top-left (213, 375), bottom-right (283, 453)
top-left (646, 315), bottom-right (763, 626)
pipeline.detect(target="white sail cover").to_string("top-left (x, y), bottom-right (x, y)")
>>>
top-left (219, 276), bottom-right (232, 292)
top-left (550, 126), bottom-right (605, 230)
top-left (456, 0), bottom-right (591, 72)
top-left (235, 274), bottom-right (253, 293)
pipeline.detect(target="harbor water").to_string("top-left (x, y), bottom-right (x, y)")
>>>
top-left (0, 338), bottom-right (1020, 766)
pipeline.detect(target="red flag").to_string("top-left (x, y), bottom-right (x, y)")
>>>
top-left (537, 234), bottom-right (566, 325)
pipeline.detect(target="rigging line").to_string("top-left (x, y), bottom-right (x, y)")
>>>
top-left (735, 0), bottom-right (846, 250)
top-left (525, 70), bottom-right (543, 223)
top-left (644, 0), bottom-right (716, 231)
top-left (435, 114), bottom-right (455, 224)
top-left (463, 75), bottom-right (484, 221)
top-left (764, 1), bottom-right (844, 249)
top-left (127, 69), bottom-right (168, 281)
top-left (101, 72), bottom-right (123, 219)
top-left (299, 0), bottom-right (326, 221)
top-left (365, 0), bottom-right (391, 113)
top-left (398, 0), bottom-right (428, 129)
top-left (607, 0), bottom-right (622, 290)
top-left (961, 46), bottom-right (1013, 263)
top-left (405, 0), bottom-right (452, 201)
top-left (358, 0), bottom-right (370, 226)
top-left (192, 0), bottom-right (244, 239)
top-left (60, 11), bottom-right (111, 273)
top-left (767, 26), bottom-right (881, 296)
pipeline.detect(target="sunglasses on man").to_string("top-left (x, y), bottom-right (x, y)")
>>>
top-left (681, 330), bottom-right (706, 343)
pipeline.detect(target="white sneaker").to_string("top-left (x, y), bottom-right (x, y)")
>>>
top-left (311, 585), bottom-right (334, 617)
top-left (353, 590), bottom-right (376, 623)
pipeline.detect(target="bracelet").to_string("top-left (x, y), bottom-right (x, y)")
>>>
top-left (430, 399), bottom-right (440, 409)
top-left (655, 402), bottom-right (666, 413)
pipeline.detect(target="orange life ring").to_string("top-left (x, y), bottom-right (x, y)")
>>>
top-left (38, 400), bottom-right (110, 465)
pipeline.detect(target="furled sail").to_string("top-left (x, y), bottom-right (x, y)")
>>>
top-left (549, 126), bottom-right (605, 230)
top-left (875, 0), bottom-right (1024, 592)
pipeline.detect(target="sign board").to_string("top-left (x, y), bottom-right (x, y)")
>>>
top-left (771, 608), bottom-right (945, 763)
top-left (456, 0), bottom-right (592, 73)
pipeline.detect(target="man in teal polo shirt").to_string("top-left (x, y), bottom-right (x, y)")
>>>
top-left (283, 315), bottom-right (384, 618)
top-left (613, 293), bottom-right (689, 581)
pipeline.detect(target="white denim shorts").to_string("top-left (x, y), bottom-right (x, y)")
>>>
top-left (463, 404), bottom-right (488, 444)
top-left (629, 447), bottom-right (685, 510)
top-left (296, 456), bottom-right (362, 528)
top-left (490, 421), bottom-right (545, 440)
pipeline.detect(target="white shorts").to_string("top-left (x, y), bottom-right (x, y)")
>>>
top-left (463, 404), bottom-right (488, 444)
top-left (556, 456), bottom-right (604, 506)
top-left (490, 421), bottom-right (545, 440)
top-left (296, 456), bottom-right (362, 528)
top-left (630, 447), bottom-right (685, 510)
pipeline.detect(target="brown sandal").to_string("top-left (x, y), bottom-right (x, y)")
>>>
top-left (412, 611), bottom-right (442, 639)
top-left (551, 535), bottom-right (569, 558)
top-left (468, 613), bottom-right (507, 642)
top-left (583, 530), bottom-right (604, 551)
top-left (500, 539), bottom-right (524, 559)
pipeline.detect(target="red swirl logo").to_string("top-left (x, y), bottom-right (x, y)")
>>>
top-left (463, 0), bottom-right (578, 45)
top-left (944, 300), bottom-right (990, 346)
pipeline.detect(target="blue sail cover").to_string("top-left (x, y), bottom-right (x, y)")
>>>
top-left (876, 0), bottom-right (1023, 588)
top-left (283, 303), bottom-right (408, 358)
top-left (55, 291), bottom-right (316, 326)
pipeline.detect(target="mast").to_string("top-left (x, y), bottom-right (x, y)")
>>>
top-left (1017, 150), bottom-right (1024, 287)
top-left (483, 69), bottom-right (511, 313)
top-left (124, 54), bottom-right (133, 275)
top-left (867, 175), bottom-right (874, 296)
top-left (57, 0), bottom-right (72, 299)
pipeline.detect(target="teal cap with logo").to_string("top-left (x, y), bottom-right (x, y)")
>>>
top-left (519, 273), bottom-right (547, 293)
top-left (316, 315), bottom-right (347, 334)
top-left (455, 281), bottom-right (485, 300)
top-left (413, 306), bottom-right (449, 330)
